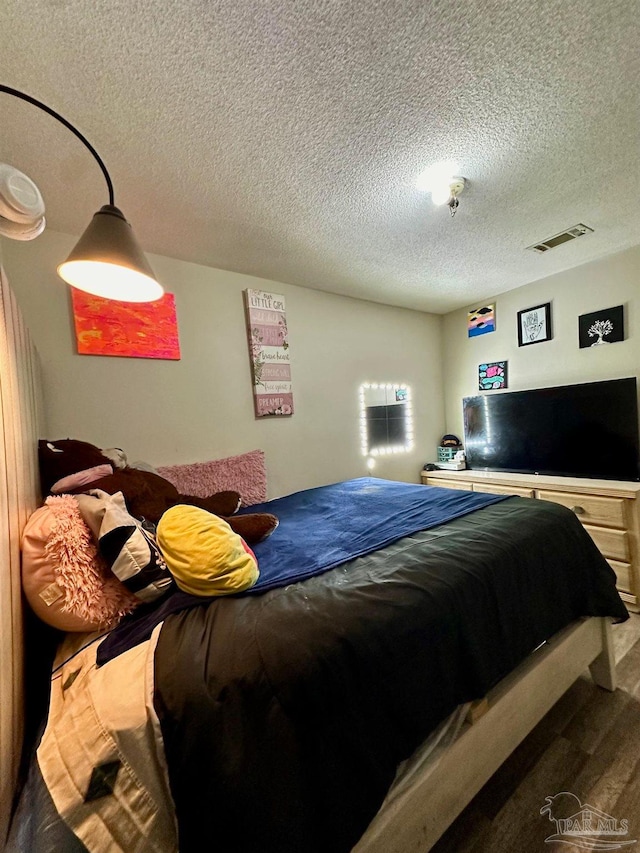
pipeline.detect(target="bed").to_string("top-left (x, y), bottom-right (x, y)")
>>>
top-left (0, 267), bottom-right (628, 853)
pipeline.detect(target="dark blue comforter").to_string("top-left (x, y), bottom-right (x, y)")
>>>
top-left (244, 477), bottom-right (507, 592)
top-left (98, 478), bottom-right (505, 663)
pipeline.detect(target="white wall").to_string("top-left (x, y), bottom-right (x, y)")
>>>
top-left (1, 230), bottom-right (444, 499)
top-left (442, 245), bottom-right (640, 440)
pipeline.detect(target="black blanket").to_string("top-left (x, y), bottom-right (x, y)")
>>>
top-left (153, 496), bottom-right (627, 853)
top-left (96, 478), bottom-right (506, 664)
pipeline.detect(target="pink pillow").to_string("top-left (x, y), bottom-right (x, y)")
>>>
top-left (158, 449), bottom-right (267, 506)
top-left (21, 495), bottom-right (138, 632)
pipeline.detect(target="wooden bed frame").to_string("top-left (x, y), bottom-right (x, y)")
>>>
top-left (0, 265), bottom-right (42, 847)
top-left (355, 616), bottom-right (615, 852)
top-left (0, 266), bottom-right (617, 852)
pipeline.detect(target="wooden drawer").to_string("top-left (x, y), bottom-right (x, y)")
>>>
top-left (423, 478), bottom-right (473, 491)
top-left (584, 524), bottom-right (630, 563)
top-left (608, 559), bottom-right (634, 594)
top-left (472, 483), bottom-right (535, 498)
top-left (537, 490), bottom-right (628, 530)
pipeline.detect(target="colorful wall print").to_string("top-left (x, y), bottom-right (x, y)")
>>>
top-left (478, 361), bottom-right (508, 391)
top-left (71, 289), bottom-right (180, 359)
top-left (579, 305), bottom-right (625, 348)
top-left (468, 304), bottom-right (496, 338)
top-left (244, 289), bottom-right (294, 417)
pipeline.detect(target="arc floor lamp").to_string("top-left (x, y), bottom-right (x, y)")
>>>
top-left (0, 85), bottom-right (163, 302)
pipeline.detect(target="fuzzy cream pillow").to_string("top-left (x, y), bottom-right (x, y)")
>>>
top-left (21, 495), bottom-right (138, 632)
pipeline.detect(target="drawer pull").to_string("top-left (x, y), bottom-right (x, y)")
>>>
top-left (571, 505), bottom-right (586, 515)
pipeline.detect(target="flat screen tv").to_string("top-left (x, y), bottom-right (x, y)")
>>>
top-left (463, 377), bottom-right (640, 482)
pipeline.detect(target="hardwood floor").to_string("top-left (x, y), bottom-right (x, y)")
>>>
top-left (431, 615), bottom-right (640, 853)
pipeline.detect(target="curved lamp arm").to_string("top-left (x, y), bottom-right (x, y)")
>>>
top-left (0, 84), bottom-right (162, 302)
top-left (0, 84), bottom-right (114, 206)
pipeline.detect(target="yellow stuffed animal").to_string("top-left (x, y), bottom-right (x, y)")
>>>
top-left (157, 505), bottom-right (259, 596)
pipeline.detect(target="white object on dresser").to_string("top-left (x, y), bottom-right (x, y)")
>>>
top-left (422, 469), bottom-right (640, 612)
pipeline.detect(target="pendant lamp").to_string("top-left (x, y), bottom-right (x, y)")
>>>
top-left (0, 85), bottom-right (163, 302)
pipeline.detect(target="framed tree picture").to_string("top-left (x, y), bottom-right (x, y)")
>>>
top-left (517, 302), bottom-right (552, 347)
top-left (579, 305), bottom-right (625, 348)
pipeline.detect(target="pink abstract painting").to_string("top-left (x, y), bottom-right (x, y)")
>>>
top-left (71, 289), bottom-right (181, 359)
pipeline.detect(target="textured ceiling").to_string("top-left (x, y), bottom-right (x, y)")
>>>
top-left (0, 0), bottom-right (638, 313)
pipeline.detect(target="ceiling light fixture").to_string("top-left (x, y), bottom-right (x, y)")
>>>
top-left (415, 161), bottom-right (467, 217)
top-left (435, 177), bottom-right (466, 217)
top-left (0, 85), bottom-right (163, 302)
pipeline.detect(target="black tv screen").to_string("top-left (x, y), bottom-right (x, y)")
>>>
top-left (463, 377), bottom-right (640, 481)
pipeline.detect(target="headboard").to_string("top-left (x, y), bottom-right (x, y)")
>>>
top-left (0, 265), bottom-right (42, 844)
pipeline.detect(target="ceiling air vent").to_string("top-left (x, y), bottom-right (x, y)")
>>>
top-left (527, 223), bottom-right (594, 254)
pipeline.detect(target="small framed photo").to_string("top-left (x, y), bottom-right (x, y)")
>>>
top-left (517, 302), bottom-right (552, 347)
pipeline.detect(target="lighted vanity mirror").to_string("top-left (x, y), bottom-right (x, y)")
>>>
top-left (359, 383), bottom-right (414, 456)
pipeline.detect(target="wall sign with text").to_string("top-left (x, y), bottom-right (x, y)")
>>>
top-left (244, 289), bottom-right (294, 417)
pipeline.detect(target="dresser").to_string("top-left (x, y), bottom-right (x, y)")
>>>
top-left (421, 469), bottom-right (640, 612)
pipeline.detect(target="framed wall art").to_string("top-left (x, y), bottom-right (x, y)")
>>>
top-left (478, 360), bottom-right (508, 391)
top-left (71, 289), bottom-right (181, 359)
top-left (467, 304), bottom-right (496, 338)
top-left (244, 289), bottom-right (294, 417)
top-left (517, 302), bottom-right (552, 347)
top-left (579, 305), bottom-right (625, 348)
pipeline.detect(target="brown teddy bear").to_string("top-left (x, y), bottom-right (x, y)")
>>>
top-left (38, 439), bottom-right (278, 544)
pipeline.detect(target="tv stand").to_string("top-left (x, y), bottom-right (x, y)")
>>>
top-left (421, 469), bottom-right (640, 612)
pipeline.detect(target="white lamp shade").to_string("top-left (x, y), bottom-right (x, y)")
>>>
top-left (57, 205), bottom-right (163, 303)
